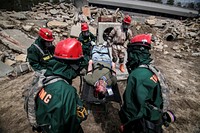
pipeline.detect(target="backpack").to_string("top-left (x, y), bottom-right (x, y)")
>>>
top-left (23, 70), bottom-right (67, 128)
top-left (139, 64), bottom-right (170, 112)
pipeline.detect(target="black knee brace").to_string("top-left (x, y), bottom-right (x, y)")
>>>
top-left (112, 57), bottom-right (117, 63)
top-left (119, 58), bottom-right (124, 64)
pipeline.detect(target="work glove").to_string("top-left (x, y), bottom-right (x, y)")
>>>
top-left (91, 41), bottom-right (96, 46)
top-left (162, 110), bottom-right (176, 127)
top-left (103, 41), bottom-right (108, 46)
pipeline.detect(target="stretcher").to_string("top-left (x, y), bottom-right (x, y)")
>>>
top-left (80, 79), bottom-right (122, 114)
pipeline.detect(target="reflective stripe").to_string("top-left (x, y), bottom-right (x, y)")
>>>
top-left (33, 44), bottom-right (45, 55)
top-left (43, 55), bottom-right (52, 61)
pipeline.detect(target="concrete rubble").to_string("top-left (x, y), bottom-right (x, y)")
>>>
top-left (0, 29), bottom-right (35, 53)
top-left (0, 2), bottom-right (199, 77)
top-left (0, 60), bottom-right (14, 77)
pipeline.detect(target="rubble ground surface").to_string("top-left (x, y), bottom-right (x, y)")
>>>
top-left (0, 2), bottom-right (200, 133)
top-left (0, 41), bottom-right (200, 133)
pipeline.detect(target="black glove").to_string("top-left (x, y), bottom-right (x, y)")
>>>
top-left (162, 110), bottom-right (176, 127)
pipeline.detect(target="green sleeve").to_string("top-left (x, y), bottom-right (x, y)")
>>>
top-left (78, 33), bottom-right (83, 43)
top-left (27, 46), bottom-right (45, 71)
top-left (90, 32), bottom-right (96, 42)
top-left (83, 74), bottom-right (95, 86)
top-left (63, 89), bottom-right (83, 132)
top-left (123, 74), bottom-right (148, 121)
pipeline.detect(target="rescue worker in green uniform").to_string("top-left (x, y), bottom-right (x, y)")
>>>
top-left (78, 22), bottom-right (96, 67)
top-left (119, 34), bottom-right (163, 133)
top-left (35, 38), bottom-right (87, 133)
top-left (27, 28), bottom-right (55, 71)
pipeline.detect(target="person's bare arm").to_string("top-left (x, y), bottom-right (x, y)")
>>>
top-left (112, 62), bottom-right (116, 76)
top-left (87, 60), bottom-right (93, 75)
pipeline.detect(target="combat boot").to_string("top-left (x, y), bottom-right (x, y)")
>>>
top-left (119, 64), bottom-right (125, 73)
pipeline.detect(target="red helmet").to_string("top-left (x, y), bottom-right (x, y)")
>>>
top-left (123, 15), bottom-right (131, 24)
top-left (54, 38), bottom-right (83, 60)
top-left (130, 34), bottom-right (151, 48)
top-left (81, 23), bottom-right (89, 31)
top-left (38, 28), bottom-right (54, 41)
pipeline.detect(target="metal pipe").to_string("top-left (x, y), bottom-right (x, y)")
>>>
top-left (164, 33), bottom-right (176, 41)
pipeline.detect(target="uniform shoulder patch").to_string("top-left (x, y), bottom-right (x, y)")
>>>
top-left (150, 74), bottom-right (158, 83)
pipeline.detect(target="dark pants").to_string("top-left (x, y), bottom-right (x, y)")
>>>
top-left (77, 126), bottom-right (84, 133)
top-left (122, 119), bottom-right (163, 133)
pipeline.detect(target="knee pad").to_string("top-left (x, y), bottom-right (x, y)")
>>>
top-left (112, 57), bottom-right (117, 63)
top-left (119, 58), bottom-right (124, 64)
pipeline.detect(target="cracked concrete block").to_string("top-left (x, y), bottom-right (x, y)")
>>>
top-left (49, 9), bottom-right (59, 15)
top-left (47, 20), bottom-right (68, 28)
top-left (8, 12), bottom-right (27, 20)
top-left (145, 19), bottom-right (156, 25)
top-left (4, 58), bottom-right (16, 66)
top-left (15, 54), bottom-right (27, 62)
top-left (0, 60), bottom-right (13, 77)
top-left (0, 29), bottom-right (34, 54)
top-left (22, 25), bottom-right (33, 32)
top-left (82, 6), bottom-right (91, 18)
top-left (0, 21), bottom-right (15, 29)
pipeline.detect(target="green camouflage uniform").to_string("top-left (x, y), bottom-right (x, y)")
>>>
top-left (84, 61), bottom-right (117, 87)
top-left (108, 25), bottom-right (132, 63)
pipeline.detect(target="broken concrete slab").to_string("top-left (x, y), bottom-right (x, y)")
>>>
top-left (13, 62), bottom-right (32, 76)
top-left (15, 54), bottom-right (27, 62)
top-left (0, 60), bottom-right (13, 77)
top-left (189, 32), bottom-right (197, 37)
top-left (24, 20), bottom-right (48, 28)
top-left (62, 32), bottom-right (68, 37)
top-left (59, 3), bottom-right (67, 10)
top-left (22, 24), bottom-right (33, 32)
top-left (82, 6), bottom-right (91, 18)
top-left (47, 20), bottom-right (68, 28)
top-left (0, 29), bottom-right (34, 54)
top-left (70, 23), bottom-right (81, 38)
top-left (191, 52), bottom-right (200, 57)
top-left (154, 21), bottom-right (165, 28)
top-left (145, 19), bottom-right (156, 25)
top-left (5, 58), bottom-right (16, 66)
top-left (8, 12), bottom-right (27, 20)
top-left (0, 21), bottom-right (15, 29)
top-left (49, 9), bottom-right (59, 15)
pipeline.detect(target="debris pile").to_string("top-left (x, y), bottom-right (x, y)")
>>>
top-left (0, 2), bottom-right (199, 77)
top-left (144, 16), bottom-right (200, 55)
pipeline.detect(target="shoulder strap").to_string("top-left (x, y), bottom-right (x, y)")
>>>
top-left (125, 31), bottom-right (128, 41)
top-left (33, 43), bottom-right (45, 55)
top-left (87, 63), bottom-right (116, 75)
top-left (139, 64), bottom-right (170, 112)
top-left (43, 76), bottom-right (69, 86)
